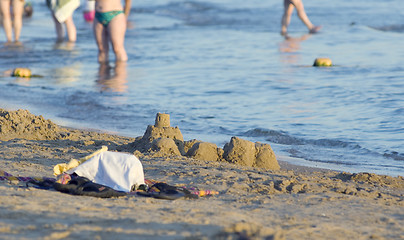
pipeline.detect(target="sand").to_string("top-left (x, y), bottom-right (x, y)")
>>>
top-left (0, 109), bottom-right (403, 240)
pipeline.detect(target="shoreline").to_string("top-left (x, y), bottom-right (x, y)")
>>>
top-left (0, 108), bottom-right (403, 239)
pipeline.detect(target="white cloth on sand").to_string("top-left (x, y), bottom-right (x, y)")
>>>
top-left (67, 151), bottom-right (145, 192)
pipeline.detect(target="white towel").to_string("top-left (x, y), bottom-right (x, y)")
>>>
top-left (67, 151), bottom-right (145, 192)
top-left (49, 0), bottom-right (80, 23)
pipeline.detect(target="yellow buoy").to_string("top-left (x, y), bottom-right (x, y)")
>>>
top-left (313, 58), bottom-right (332, 67)
top-left (12, 68), bottom-right (32, 78)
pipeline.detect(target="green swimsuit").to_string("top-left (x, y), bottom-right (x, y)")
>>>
top-left (95, 10), bottom-right (124, 27)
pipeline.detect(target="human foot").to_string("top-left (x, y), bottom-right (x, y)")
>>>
top-left (309, 25), bottom-right (322, 34)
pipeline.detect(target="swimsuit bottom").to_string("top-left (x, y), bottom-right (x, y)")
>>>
top-left (95, 10), bottom-right (124, 27)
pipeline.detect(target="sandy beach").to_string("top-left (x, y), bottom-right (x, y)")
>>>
top-left (0, 108), bottom-right (403, 240)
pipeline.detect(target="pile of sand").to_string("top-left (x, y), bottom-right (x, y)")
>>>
top-left (0, 109), bottom-right (62, 141)
top-left (0, 108), bottom-right (135, 143)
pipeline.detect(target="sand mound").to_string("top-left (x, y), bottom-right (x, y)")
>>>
top-left (0, 109), bottom-right (62, 141)
top-left (336, 172), bottom-right (404, 188)
top-left (0, 109), bottom-right (136, 150)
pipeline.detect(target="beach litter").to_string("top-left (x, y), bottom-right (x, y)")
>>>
top-left (313, 57), bottom-right (333, 67)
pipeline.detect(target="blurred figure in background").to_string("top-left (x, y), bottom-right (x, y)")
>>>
top-left (93, 0), bottom-right (131, 62)
top-left (281, 0), bottom-right (321, 35)
top-left (0, 0), bottom-right (25, 45)
top-left (23, 1), bottom-right (32, 17)
top-left (47, 0), bottom-right (79, 42)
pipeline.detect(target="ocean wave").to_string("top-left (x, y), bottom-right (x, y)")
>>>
top-left (134, 1), bottom-right (274, 30)
top-left (243, 128), bottom-right (360, 148)
top-left (383, 152), bottom-right (404, 161)
top-left (370, 24), bottom-right (404, 33)
top-left (243, 128), bottom-right (403, 162)
top-left (244, 128), bottom-right (304, 145)
top-left (65, 91), bottom-right (107, 111)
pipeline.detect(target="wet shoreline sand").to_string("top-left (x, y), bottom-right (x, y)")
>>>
top-left (0, 108), bottom-right (403, 239)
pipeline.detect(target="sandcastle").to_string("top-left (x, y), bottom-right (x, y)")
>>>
top-left (132, 113), bottom-right (280, 170)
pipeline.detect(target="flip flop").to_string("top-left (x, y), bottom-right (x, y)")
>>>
top-left (137, 182), bottom-right (198, 200)
top-left (54, 176), bottom-right (126, 198)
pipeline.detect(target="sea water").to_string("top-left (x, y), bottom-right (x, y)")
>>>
top-left (0, 0), bottom-right (403, 176)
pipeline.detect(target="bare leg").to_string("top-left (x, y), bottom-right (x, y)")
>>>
top-left (0, 0), bottom-right (13, 43)
top-left (108, 13), bottom-right (128, 62)
top-left (52, 15), bottom-right (64, 42)
top-left (94, 21), bottom-right (109, 62)
top-left (64, 15), bottom-right (76, 42)
top-left (281, 0), bottom-right (294, 35)
top-left (281, 0), bottom-right (321, 35)
top-left (290, 0), bottom-right (321, 33)
top-left (12, 0), bottom-right (24, 42)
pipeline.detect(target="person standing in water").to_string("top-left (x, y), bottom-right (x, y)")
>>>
top-left (281, 0), bottom-right (321, 35)
top-left (94, 0), bottom-right (131, 62)
top-left (0, 0), bottom-right (25, 45)
top-left (47, 0), bottom-right (80, 42)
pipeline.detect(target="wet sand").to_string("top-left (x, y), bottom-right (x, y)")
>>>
top-left (0, 108), bottom-right (403, 239)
